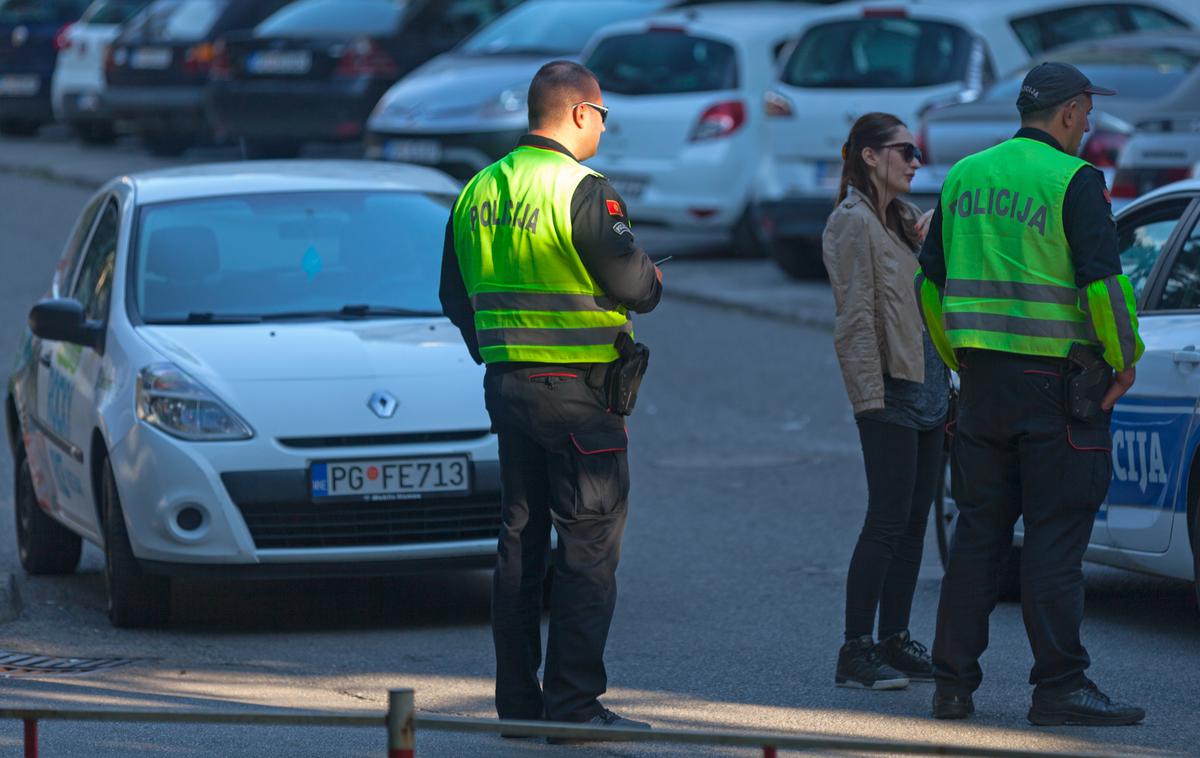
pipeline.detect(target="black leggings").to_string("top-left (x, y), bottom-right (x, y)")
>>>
top-left (845, 417), bottom-right (944, 641)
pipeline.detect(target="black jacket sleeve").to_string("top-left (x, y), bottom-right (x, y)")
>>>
top-left (1064, 166), bottom-right (1122, 287)
top-left (570, 176), bottom-right (662, 313)
top-left (917, 202), bottom-right (947, 288)
top-left (438, 216), bottom-right (483, 365)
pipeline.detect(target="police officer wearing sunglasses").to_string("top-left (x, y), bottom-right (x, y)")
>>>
top-left (439, 60), bottom-right (661, 742)
top-left (916, 62), bottom-right (1145, 725)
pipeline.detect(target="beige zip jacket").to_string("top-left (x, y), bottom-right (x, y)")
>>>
top-left (822, 187), bottom-right (925, 415)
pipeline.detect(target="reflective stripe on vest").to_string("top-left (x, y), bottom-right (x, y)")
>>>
top-left (940, 137), bottom-right (1097, 358)
top-left (452, 145), bottom-right (628, 364)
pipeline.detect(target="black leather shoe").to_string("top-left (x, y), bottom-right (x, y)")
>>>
top-left (1028, 683), bottom-right (1145, 726)
top-left (546, 708), bottom-right (651, 745)
top-left (932, 692), bottom-right (975, 720)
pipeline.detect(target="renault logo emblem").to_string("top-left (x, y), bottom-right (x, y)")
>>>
top-left (367, 390), bottom-right (398, 419)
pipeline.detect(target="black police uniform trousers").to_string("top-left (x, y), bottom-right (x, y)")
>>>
top-left (483, 362), bottom-right (631, 723)
top-left (933, 349), bottom-right (1112, 699)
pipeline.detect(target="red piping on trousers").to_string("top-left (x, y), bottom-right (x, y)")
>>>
top-left (570, 431), bottom-right (627, 455)
top-left (1066, 425), bottom-right (1112, 452)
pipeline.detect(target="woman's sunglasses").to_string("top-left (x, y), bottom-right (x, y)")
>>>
top-left (882, 142), bottom-right (923, 163)
top-left (572, 100), bottom-right (609, 124)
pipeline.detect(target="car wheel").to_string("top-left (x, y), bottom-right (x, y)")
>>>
top-left (0, 119), bottom-right (40, 137)
top-left (101, 458), bottom-right (170, 628)
top-left (240, 138), bottom-right (302, 160)
top-left (14, 449), bottom-right (82, 575)
top-left (141, 133), bottom-right (192, 157)
top-left (767, 236), bottom-right (826, 280)
top-left (730, 207), bottom-right (769, 258)
top-left (934, 449), bottom-right (957, 569)
top-left (72, 120), bottom-right (117, 146)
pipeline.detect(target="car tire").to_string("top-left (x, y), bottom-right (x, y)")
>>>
top-left (101, 458), bottom-right (170, 628)
top-left (934, 449), bottom-right (956, 570)
top-left (0, 119), bottom-right (40, 137)
top-left (768, 236), bottom-right (826, 280)
top-left (730, 207), bottom-right (769, 258)
top-left (72, 120), bottom-right (117, 146)
top-left (240, 138), bottom-right (302, 160)
top-left (14, 449), bottom-right (82, 575)
top-left (141, 133), bottom-right (192, 157)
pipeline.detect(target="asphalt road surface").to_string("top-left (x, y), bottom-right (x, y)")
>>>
top-left (0, 132), bottom-right (1196, 757)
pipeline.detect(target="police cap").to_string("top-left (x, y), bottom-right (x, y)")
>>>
top-left (1016, 62), bottom-right (1116, 114)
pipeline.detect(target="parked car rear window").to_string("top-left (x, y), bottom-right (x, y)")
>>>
top-left (255, 0), bottom-right (403, 38)
top-left (0, 0), bottom-right (89, 23)
top-left (121, 0), bottom-right (228, 41)
top-left (462, 0), bottom-right (655, 57)
top-left (1011, 4), bottom-right (1188, 56)
top-left (133, 191), bottom-right (452, 322)
top-left (586, 31), bottom-right (737, 95)
top-left (782, 18), bottom-right (972, 89)
top-left (82, 0), bottom-right (149, 24)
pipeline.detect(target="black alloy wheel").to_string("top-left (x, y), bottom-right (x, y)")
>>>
top-left (14, 448), bottom-right (82, 575)
top-left (101, 458), bottom-right (170, 628)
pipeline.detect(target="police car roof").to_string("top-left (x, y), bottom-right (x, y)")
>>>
top-left (119, 160), bottom-right (462, 205)
top-left (1119, 178), bottom-right (1200, 216)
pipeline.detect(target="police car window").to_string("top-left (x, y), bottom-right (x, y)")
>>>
top-left (1156, 209), bottom-right (1200, 311)
top-left (71, 201), bottom-right (119, 323)
top-left (781, 19), bottom-right (972, 89)
top-left (133, 191), bottom-right (451, 322)
top-left (587, 32), bottom-right (737, 95)
top-left (1117, 198), bottom-right (1192, 305)
top-left (1010, 6), bottom-right (1124, 56)
top-left (256, 0), bottom-right (403, 37)
top-left (462, 1), bottom-right (654, 57)
top-left (1128, 5), bottom-right (1187, 31)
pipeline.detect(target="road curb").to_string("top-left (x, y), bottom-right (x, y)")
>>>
top-left (0, 573), bottom-right (22, 624)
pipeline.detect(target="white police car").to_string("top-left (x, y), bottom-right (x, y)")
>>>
top-left (935, 178), bottom-right (1200, 609)
top-left (5, 161), bottom-right (504, 628)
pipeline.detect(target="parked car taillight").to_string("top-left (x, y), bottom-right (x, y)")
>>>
top-left (1112, 167), bottom-right (1195, 199)
top-left (336, 39), bottom-right (398, 78)
top-left (54, 23), bottom-right (74, 51)
top-left (184, 42), bottom-right (216, 74)
top-left (764, 90), bottom-right (792, 118)
top-left (209, 40), bottom-right (232, 80)
top-left (1080, 129), bottom-right (1129, 168)
top-left (690, 101), bottom-right (745, 141)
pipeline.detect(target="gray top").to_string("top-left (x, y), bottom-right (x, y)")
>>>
top-left (858, 329), bottom-right (949, 431)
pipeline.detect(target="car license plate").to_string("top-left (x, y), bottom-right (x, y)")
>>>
top-left (311, 456), bottom-right (469, 501)
top-left (383, 139), bottom-right (442, 164)
top-left (246, 50), bottom-right (312, 75)
top-left (0, 74), bottom-right (39, 96)
top-left (131, 47), bottom-right (172, 69)
top-left (607, 175), bottom-right (647, 199)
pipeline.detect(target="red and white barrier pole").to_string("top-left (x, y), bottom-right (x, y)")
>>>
top-left (763, 746), bottom-right (777, 758)
top-left (386, 688), bottom-right (415, 758)
top-left (23, 719), bottom-right (37, 758)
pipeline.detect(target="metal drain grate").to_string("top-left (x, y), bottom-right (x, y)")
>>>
top-left (0, 651), bottom-right (137, 678)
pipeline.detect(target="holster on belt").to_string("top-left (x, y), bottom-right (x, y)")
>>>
top-left (590, 332), bottom-right (649, 416)
top-left (1065, 343), bottom-right (1113, 423)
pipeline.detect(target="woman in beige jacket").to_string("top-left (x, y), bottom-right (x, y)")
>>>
top-left (822, 112), bottom-right (948, 691)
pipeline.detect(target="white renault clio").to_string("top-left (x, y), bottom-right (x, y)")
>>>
top-left (5, 161), bottom-right (503, 628)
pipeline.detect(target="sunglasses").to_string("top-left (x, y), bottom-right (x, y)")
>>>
top-left (882, 141), bottom-right (923, 163)
top-left (573, 100), bottom-right (609, 124)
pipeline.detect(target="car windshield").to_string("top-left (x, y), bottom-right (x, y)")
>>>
top-left (984, 59), bottom-right (1198, 103)
top-left (133, 191), bottom-right (451, 324)
top-left (82, 0), bottom-right (150, 24)
top-left (461, 1), bottom-right (657, 57)
top-left (0, 0), bottom-right (89, 23)
top-left (587, 31), bottom-right (738, 95)
top-left (256, 0), bottom-right (404, 38)
top-left (782, 18), bottom-right (973, 88)
top-left (121, 0), bottom-right (228, 41)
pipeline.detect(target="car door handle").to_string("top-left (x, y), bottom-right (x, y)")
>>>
top-left (1172, 350), bottom-right (1200, 365)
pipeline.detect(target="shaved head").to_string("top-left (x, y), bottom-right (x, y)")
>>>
top-left (528, 60), bottom-right (600, 130)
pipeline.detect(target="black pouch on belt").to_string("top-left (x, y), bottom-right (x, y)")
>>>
top-left (1065, 343), bottom-right (1113, 423)
top-left (605, 332), bottom-right (650, 416)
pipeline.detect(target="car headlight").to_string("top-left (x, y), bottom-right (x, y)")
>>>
top-left (136, 363), bottom-right (253, 441)
top-left (479, 87), bottom-right (527, 118)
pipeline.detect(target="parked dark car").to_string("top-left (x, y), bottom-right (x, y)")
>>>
top-left (0, 0), bottom-right (90, 135)
top-left (207, 0), bottom-right (521, 159)
top-left (104, 0), bottom-right (295, 155)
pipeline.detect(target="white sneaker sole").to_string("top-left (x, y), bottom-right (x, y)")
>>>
top-left (835, 676), bottom-right (910, 690)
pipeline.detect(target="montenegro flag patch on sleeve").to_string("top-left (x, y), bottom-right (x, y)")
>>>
top-left (606, 199), bottom-right (623, 216)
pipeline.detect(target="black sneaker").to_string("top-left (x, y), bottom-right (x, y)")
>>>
top-left (878, 630), bottom-right (934, 682)
top-left (835, 635), bottom-right (909, 690)
top-left (546, 707), bottom-right (651, 745)
top-left (1028, 682), bottom-right (1145, 726)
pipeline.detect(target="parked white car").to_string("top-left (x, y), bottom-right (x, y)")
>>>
top-left (5, 161), bottom-right (504, 628)
top-left (759, 0), bottom-right (1199, 277)
top-left (579, 2), bottom-right (821, 257)
top-left (50, 0), bottom-right (148, 144)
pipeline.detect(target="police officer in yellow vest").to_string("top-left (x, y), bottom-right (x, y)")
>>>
top-left (916, 63), bottom-right (1145, 725)
top-left (439, 61), bottom-right (661, 739)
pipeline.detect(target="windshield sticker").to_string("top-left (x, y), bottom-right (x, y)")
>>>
top-left (302, 245), bottom-right (323, 280)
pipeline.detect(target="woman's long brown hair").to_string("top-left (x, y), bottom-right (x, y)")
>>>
top-left (835, 112), bottom-right (919, 249)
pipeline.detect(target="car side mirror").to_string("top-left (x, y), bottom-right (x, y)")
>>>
top-left (28, 299), bottom-right (104, 351)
